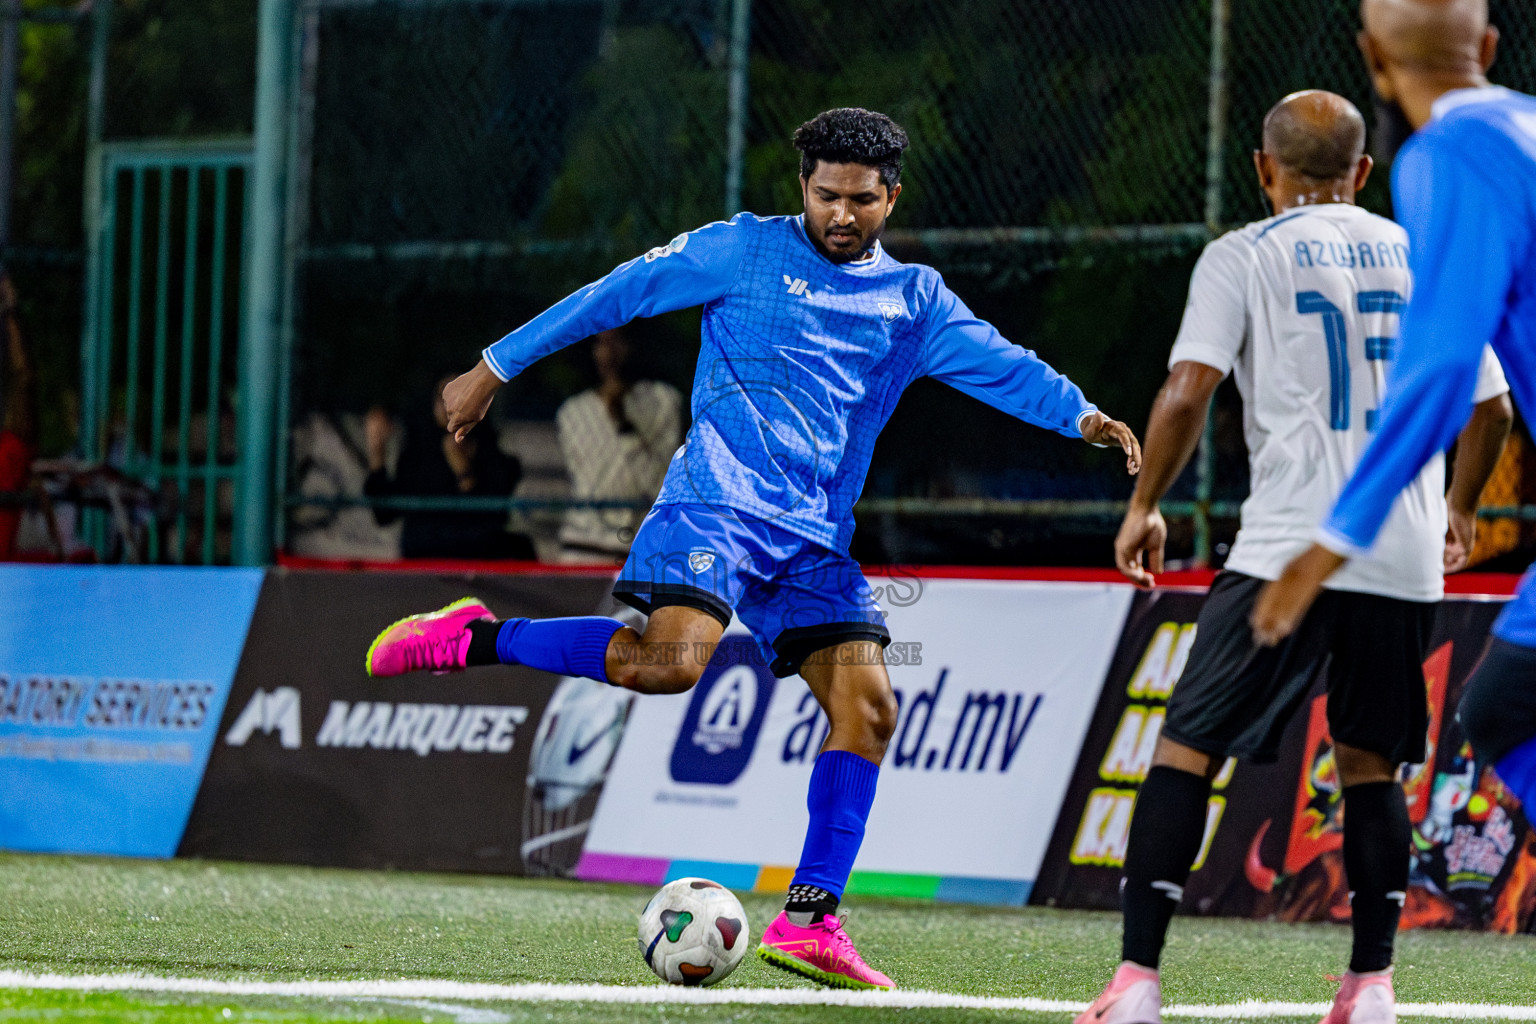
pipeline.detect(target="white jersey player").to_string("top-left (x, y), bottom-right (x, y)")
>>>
top-left (1171, 201), bottom-right (1507, 603)
top-left (1082, 90), bottom-right (1513, 1024)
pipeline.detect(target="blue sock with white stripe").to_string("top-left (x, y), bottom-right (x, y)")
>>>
top-left (788, 749), bottom-right (879, 920)
top-left (466, 617), bottom-right (624, 683)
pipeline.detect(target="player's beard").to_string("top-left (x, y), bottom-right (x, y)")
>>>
top-left (1372, 86), bottom-right (1416, 165)
top-left (822, 216), bottom-right (887, 264)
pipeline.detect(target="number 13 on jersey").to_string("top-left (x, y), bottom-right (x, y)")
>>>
top-left (1296, 289), bottom-right (1405, 432)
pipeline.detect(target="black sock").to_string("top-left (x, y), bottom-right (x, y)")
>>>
top-left (1121, 765), bottom-right (1212, 969)
top-left (784, 883), bottom-right (838, 923)
top-left (1343, 781), bottom-right (1409, 974)
top-left (465, 620), bottom-right (503, 666)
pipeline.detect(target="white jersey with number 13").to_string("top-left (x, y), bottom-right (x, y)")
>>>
top-left (1168, 202), bottom-right (1507, 602)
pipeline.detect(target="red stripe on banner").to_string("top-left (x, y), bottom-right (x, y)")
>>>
top-left (1443, 572), bottom-right (1521, 597)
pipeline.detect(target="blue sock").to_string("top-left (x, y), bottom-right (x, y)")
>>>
top-left (1496, 735), bottom-right (1536, 810)
top-left (790, 749), bottom-right (879, 902)
top-left (494, 616), bottom-right (623, 683)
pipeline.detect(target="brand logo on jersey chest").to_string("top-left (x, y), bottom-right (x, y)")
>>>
top-left (783, 274), bottom-right (811, 297)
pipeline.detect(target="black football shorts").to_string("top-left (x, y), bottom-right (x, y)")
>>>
top-left (1163, 571), bottom-right (1435, 765)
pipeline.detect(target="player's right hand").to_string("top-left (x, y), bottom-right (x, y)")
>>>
top-left (1114, 503), bottom-right (1165, 587)
top-left (442, 359), bottom-right (503, 442)
top-left (1250, 543), bottom-right (1345, 647)
top-left (1080, 412), bottom-right (1142, 476)
top-left (1444, 502), bottom-right (1477, 574)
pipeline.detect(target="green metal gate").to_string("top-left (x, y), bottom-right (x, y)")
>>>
top-left (80, 138), bottom-right (253, 564)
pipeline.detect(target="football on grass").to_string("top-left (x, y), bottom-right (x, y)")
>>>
top-left (637, 877), bottom-right (749, 985)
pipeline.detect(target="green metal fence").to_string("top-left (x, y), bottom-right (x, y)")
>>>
top-left (80, 138), bottom-right (251, 563)
top-left (76, 0), bottom-right (1536, 566)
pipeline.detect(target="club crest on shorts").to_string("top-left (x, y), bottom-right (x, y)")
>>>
top-left (688, 551), bottom-right (716, 573)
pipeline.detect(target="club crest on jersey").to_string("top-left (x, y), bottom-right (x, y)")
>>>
top-left (688, 551), bottom-right (716, 573)
top-left (879, 301), bottom-right (906, 323)
top-left (643, 232), bottom-right (689, 263)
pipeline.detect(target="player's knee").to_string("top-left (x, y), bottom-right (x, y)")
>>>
top-left (642, 661), bottom-right (706, 695)
top-left (864, 686), bottom-right (899, 749)
top-left (1152, 735), bottom-right (1217, 779)
top-left (1334, 743), bottom-right (1395, 787)
top-left (612, 647), bottom-right (707, 695)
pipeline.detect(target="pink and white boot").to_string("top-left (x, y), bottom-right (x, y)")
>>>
top-left (756, 911), bottom-right (895, 990)
top-left (365, 597), bottom-right (492, 677)
top-left (1075, 961), bottom-right (1161, 1024)
top-left (1320, 969), bottom-right (1395, 1024)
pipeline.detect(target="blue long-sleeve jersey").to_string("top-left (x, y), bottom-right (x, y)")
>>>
top-left (1322, 86), bottom-right (1536, 643)
top-left (484, 213), bottom-right (1096, 552)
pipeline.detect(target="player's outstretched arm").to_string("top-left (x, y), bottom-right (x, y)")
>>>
top-left (920, 279), bottom-right (1141, 465)
top-left (470, 217), bottom-right (751, 427)
top-left (1444, 391), bottom-right (1513, 573)
top-left (1112, 361), bottom-right (1222, 586)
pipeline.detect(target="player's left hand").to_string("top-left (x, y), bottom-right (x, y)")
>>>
top-left (1081, 412), bottom-right (1142, 476)
top-left (1250, 543), bottom-right (1346, 647)
top-left (1444, 502), bottom-right (1477, 574)
top-left (442, 359), bottom-right (504, 442)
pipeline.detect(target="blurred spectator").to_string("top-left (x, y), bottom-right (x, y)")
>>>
top-left (0, 271), bottom-right (36, 560)
top-left (556, 329), bottom-right (681, 560)
top-left (366, 376), bottom-right (535, 560)
top-left (287, 411), bottom-right (403, 560)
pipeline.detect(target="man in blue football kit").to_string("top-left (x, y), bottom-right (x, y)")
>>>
top-left (1254, 5), bottom-right (1536, 1017)
top-left (367, 107), bottom-right (1141, 989)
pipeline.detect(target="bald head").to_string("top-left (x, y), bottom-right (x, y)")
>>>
top-left (1262, 91), bottom-right (1367, 182)
top-left (1362, 0), bottom-right (1489, 75)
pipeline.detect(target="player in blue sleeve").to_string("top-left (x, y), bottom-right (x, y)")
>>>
top-left (365, 108), bottom-right (1141, 990)
top-left (1253, 6), bottom-right (1536, 1019)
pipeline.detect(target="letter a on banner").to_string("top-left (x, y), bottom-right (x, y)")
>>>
top-left (1127, 623), bottom-right (1197, 700)
top-left (1070, 787), bottom-right (1136, 866)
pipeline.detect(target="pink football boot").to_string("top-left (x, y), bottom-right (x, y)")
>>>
top-left (756, 911), bottom-right (895, 990)
top-left (1319, 969), bottom-right (1395, 1024)
top-left (365, 597), bottom-right (492, 677)
top-left (1075, 961), bottom-right (1162, 1024)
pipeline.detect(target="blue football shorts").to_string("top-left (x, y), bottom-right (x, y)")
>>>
top-left (613, 502), bottom-right (890, 678)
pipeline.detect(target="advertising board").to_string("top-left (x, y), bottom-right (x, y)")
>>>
top-left (1031, 589), bottom-right (1535, 933)
top-left (179, 569), bottom-right (617, 874)
top-left (579, 578), bottom-right (1133, 904)
top-left (0, 565), bottom-right (264, 857)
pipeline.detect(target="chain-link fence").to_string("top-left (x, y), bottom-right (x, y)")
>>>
top-left (280, 0), bottom-right (1536, 567)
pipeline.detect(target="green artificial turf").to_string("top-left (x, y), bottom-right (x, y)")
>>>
top-left (0, 853), bottom-right (1532, 1022)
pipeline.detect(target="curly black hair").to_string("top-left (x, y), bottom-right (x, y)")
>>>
top-left (792, 108), bottom-right (909, 190)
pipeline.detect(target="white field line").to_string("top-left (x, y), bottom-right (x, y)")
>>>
top-left (2, 971), bottom-right (1534, 1020)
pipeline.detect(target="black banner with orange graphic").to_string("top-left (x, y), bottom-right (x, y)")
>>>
top-left (1031, 589), bottom-right (1536, 934)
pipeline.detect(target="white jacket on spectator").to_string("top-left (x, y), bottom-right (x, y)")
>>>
top-left (556, 380), bottom-right (681, 557)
